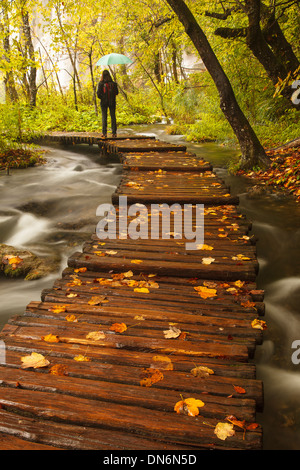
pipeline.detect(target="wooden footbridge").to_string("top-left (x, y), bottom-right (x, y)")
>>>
top-left (0, 132), bottom-right (264, 450)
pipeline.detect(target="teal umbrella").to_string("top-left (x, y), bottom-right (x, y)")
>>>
top-left (96, 53), bottom-right (133, 66)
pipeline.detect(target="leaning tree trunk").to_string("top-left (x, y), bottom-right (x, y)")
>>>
top-left (166, 0), bottom-right (270, 169)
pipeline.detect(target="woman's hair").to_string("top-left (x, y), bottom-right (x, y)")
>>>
top-left (101, 69), bottom-right (113, 82)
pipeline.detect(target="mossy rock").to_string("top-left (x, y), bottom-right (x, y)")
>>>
top-left (0, 243), bottom-right (60, 280)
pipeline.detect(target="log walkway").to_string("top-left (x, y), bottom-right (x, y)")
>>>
top-left (0, 132), bottom-right (264, 450)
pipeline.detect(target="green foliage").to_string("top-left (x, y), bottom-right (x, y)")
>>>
top-left (0, 0), bottom-right (298, 156)
top-left (254, 108), bottom-right (300, 148)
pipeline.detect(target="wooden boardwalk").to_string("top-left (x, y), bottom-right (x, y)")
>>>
top-left (0, 133), bottom-right (264, 450)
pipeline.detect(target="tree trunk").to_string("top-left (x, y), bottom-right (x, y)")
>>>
top-left (165, 0), bottom-right (270, 169)
top-left (244, 0), bottom-right (299, 109)
top-left (171, 41), bottom-right (179, 83)
top-left (35, 35), bottom-right (66, 101)
top-left (209, 1), bottom-right (300, 109)
top-left (262, 10), bottom-right (299, 75)
top-left (154, 52), bottom-right (162, 83)
top-left (1, 19), bottom-right (19, 103)
top-left (88, 50), bottom-right (98, 116)
top-left (55, 6), bottom-right (82, 93)
top-left (21, 10), bottom-right (37, 107)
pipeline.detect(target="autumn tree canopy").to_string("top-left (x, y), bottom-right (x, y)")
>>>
top-left (0, 0), bottom-right (299, 167)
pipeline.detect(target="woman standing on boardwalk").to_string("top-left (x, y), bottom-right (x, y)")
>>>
top-left (97, 70), bottom-right (119, 139)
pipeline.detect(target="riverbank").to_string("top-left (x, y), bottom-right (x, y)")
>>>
top-left (0, 146), bottom-right (45, 171)
top-left (236, 144), bottom-right (300, 204)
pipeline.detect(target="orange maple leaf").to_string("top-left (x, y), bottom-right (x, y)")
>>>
top-left (109, 322), bottom-right (127, 333)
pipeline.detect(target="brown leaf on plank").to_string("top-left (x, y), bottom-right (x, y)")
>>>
top-left (109, 322), bottom-right (127, 333)
top-left (49, 364), bottom-right (68, 376)
top-left (151, 355), bottom-right (173, 370)
top-left (88, 295), bottom-right (108, 305)
top-left (140, 368), bottom-right (164, 387)
top-left (190, 365), bottom-right (214, 378)
top-left (233, 385), bottom-right (246, 394)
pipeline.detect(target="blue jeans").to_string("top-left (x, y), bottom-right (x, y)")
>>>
top-left (101, 104), bottom-right (117, 136)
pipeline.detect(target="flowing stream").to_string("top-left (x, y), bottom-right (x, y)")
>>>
top-left (1, 123), bottom-right (300, 449)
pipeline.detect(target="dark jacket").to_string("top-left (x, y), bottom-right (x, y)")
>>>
top-left (97, 80), bottom-right (118, 107)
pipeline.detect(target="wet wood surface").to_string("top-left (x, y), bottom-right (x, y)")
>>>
top-left (0, 133), bottom-right (264, 450)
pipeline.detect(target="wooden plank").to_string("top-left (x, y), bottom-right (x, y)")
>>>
top-left (105, 139), bottom-right (187, 154)
top-left (67, 251), bottom-right (257, 281)
top-left (121, 151), bottom-right (213, 171)
top-left (7, 313), bottom-right (259, 358)
top-left (25, 297), bottom-right (262, 341)
top-left (0, 365), bottom-right (260, 420)
top-left (3, 322), bottom-right (250, 362)
top-left (1, 335), bottom-right (257, 379)
top-left (0, 409), bottom-right (191, 450)
top-left (39, 132), bottom-right (156, 144)
top-left (0, 431), bottom-right (61, 450)
top-left (0, 388), bottom-right (262, 449)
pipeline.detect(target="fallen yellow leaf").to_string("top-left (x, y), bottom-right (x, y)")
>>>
top-left (86, 331), bottom-right (106, 341)
top-left (123, 270), bottom-right (133, 277)
top-left (234, 280), bottom-right (245, 288)
top-left (146, 281), bottom-right (159, 288)
top-left (174, 397), bottom-right (205, 417)
top-left (198, 244), bottom-right (214, 250)
top-left (163, 325), bottom-right (181, 339)
top-left (226, 287), bottom-right (238, 294)
top-left (73, 355), bottom-right (90, 362)
top-left (232, 254), bottom-right (251, 261)
top-left (134, 287), bottom-right (150, 293)
top-left (88, 295), bottom-right (107, 305)
top-left (194, 286), bottom-right (217, 299)
top-left (241, 300), bottom-right (256, 308)
top-left (42, 334), bottom-right (59, 343)
top-left (203, 281), bottom-right (218, 288)
top-left (50, 305), bottom-right (67, 314)
top-left (2, 255), bottom-right (23, 270)
top-left (251, 319), bottom-right (267, 330)
top-left (74, 267), bottom-right (87, 273)
top-left (21, 352), bottom-right (50, 369)
top-left (65, 314), bottom-right (78, 322)
top-left (67, 276), bottom-right (82, 286)
top-left (190, 365), bottom-right (214, 378)
top-left (214, 422), bottom-right (235, 440)
top-left (134, 315), bottom-right (145, 320)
